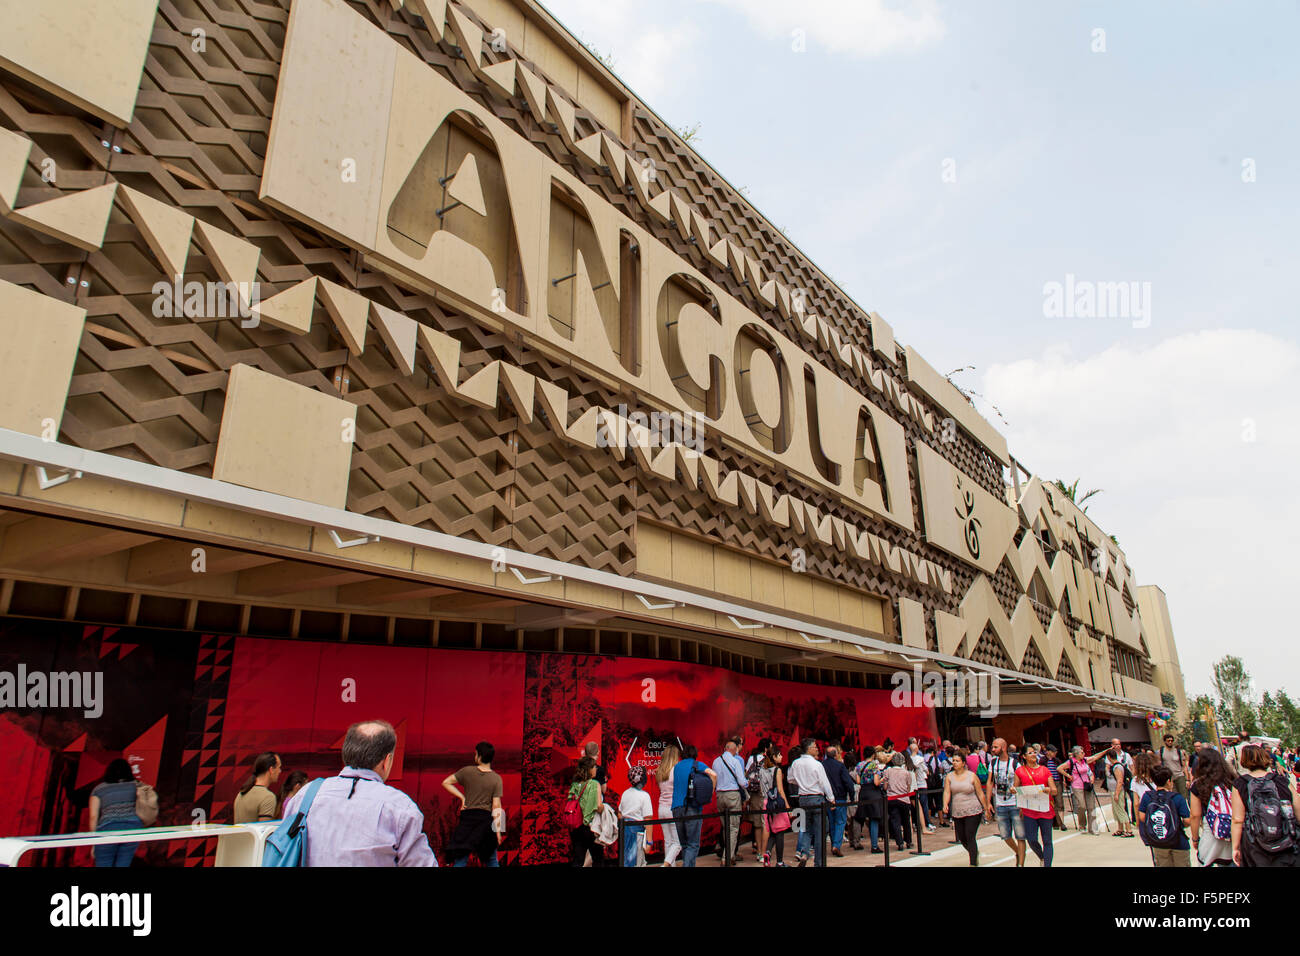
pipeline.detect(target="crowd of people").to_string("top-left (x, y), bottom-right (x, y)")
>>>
top-left (84, 719), bottom-right (1299, 868)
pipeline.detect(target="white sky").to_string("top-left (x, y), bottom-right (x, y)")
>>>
top-left (539, 0), bottom-right (1300, 699)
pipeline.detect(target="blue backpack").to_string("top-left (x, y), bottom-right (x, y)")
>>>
top-left (262, 779), bottom-right (324, 867)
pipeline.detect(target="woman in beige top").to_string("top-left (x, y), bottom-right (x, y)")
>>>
top-left (943, 747), bottom-right (990, 866)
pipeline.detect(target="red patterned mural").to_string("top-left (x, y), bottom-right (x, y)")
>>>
top-left (0, 618), bottom-right (935, 865)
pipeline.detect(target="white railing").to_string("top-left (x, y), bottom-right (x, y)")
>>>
top-left (0, 822), bottom-right (280, 867)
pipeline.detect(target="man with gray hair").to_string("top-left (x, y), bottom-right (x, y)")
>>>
top-left (280, 719), bottom-right (437, 866)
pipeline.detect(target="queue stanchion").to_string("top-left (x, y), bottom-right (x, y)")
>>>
top-left (721, 805), bottom-right (732, 867)
top-left (910, 794), bottom-right (930, 856)
top-left (820, 800), bottom-right (829, 867)
top-left (617, 816), bottom-right (626, 868)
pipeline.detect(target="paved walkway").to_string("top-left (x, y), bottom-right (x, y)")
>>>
top-left (684, 801), bottom-right (1160, 868)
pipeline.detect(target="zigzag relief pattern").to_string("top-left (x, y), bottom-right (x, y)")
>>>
top-left (0, 0), bottom-right (1154, 697)
top-left (356, 0), bottom-right (1005, 495)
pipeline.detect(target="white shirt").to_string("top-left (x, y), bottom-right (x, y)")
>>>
top-left (788, 754), bottom-right (835, 800)
top-left (619, 786), bottom-right (653, 822)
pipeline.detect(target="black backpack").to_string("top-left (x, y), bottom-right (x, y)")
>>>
top-left (685, 763), bottom-right (713, 808)
top-left (1244, 775), bottom-right (1296, 854)
top-left (1139, 790), bottom-right (1182, 849)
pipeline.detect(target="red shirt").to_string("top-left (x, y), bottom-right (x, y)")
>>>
top-left (1015, 765), bottom-right (1055, 819)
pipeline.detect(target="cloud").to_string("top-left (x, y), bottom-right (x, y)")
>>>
top-left (982, 329), bottom-right (1300, 697)
top-left (537, 0), bottom-right (702, 102)
top-left (703, 0), bottom-right (945, 57)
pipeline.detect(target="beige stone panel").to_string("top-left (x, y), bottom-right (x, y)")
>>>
top-left (9, 183), bottom-right (118, 252)
top-left (212, 364), bottom-right (356, 509)
top-left (17, 473), bottom-right (185, 527)
top-left (808, 578), bottom-right (840, 624)
top-left (897, 597), bottom-right (925, 649)
top-left (412, 548), bottom-right (494, 586)
top-left (862, 595), bottom-right (886, 635)
top-left (183, 501), bottom-right (313, 550)
top-left (914, 441), bottom-right (1018, 575)
top-left (713, 548), bottom-right (751, 603)
top-left (832, 590), bottom-right (863, 634)
top-left (260, 0), bottom-right (396, 250)
top-left (462, 0), bottom-right (525, 47)
top-left (935, 609), bottom-right (966, 656)
top-left (193, 219), bottom-right (261, 291)
top-left (309, 531), bottom-right (413, 571)
top-left (495, 566), bottom-right (565, 599)
top-left (316, 278), bottom-right (369, 353)
top-left (1106, 584), bottom-right (1143, 651)
top-left (116, 186), bottom-right (194, 279)
top-left (0, 459), bottom-right (21, 494)
top-left (783, 571), bottom-right (815, 617)
top-left (672, 603), bottom-right (716, 629)
top-left (370, 47), bottom-right (543, 334)
top-left (869, 311), bottom-right (897, 364)
top-left (522, 21), bottom-right (579, 101)
top-left (750, 558), bottom-right (784, 611)
top-left (0, 127), bottom-right (32, 212)
top-left (479, 59), bottom-right (518, 100)
top-left (577, 69), bottom-right (622, 133)
top-left (0, 0), bottom-right (158, 126)
top-left (0, 279), bottom-right (85, 436)
top-left (251, 277), bottom-right (317, 335)
top-left (564, 577), bottom-right (623, 612)
top-left (669, 533), bottom-right (712, 590)
top-left (904, 345), bottom-right (1009, 465)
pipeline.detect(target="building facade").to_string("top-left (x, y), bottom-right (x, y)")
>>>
top-left (0, 0), bottom-right (1178, 862)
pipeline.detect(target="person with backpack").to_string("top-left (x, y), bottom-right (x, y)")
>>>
top-left (1158, 733), bottom-right (1191, 801)
top-left (853, 746), bottom-right (888, 854)
top-left (984, 738), bottom-right (1027, 866)
top-left (1138, 765), bottom-right (1192, 866)
top-left (1187, 747), bottom-right (1234, 867)
top-left (1231, 744), bottom-right (1299, 867)
top-left (745, 737), bottom-right (772, 858)
top-left (670, 744), bottom-right (715, 868)
top-left (1061, 746), bottom-right (1098, 832)
top-left (566, 756), bottom-right (604, 867)
top-left (276, 719), bottom-right (436, 866)
top-left (1089, 738), bottom-right (1135, 838)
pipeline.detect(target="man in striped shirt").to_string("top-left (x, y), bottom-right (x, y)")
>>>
top-left (1043, 745), bottom-right (1066, 830)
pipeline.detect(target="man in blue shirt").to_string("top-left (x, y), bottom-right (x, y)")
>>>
top-left (821, 745), bottom-right (856, 856)
top-left (1137, 766), bottom-right (1192, 867)
top-left (671, 745), bottom-right (716, 868)
top-left (711, 735), bottom-right (747, 866)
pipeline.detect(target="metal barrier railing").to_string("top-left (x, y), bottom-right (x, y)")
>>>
top-left (610, 775), bottom-right (1106, 868)
top-left (0, 822), bottom-right (279, 867)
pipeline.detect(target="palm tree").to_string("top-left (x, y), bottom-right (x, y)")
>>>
top-left (1052, 478), bottom-right (1102, 513)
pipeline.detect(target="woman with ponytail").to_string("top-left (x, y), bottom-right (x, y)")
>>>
top-left (233, 752), bottom-right (281, 823)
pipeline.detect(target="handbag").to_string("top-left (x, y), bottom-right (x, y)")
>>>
top-left (134, 782), bottom-right (159, 826)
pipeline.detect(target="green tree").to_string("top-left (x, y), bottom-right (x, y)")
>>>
top-left (1052, 478), bottom-right (1103, 513)
top-left (1161, 692), bottom-right (1194, 751)
top-left (1258, 689), bottom-right (1300, 745)
top-left (1211, 655), bottom-right (1255, 735)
